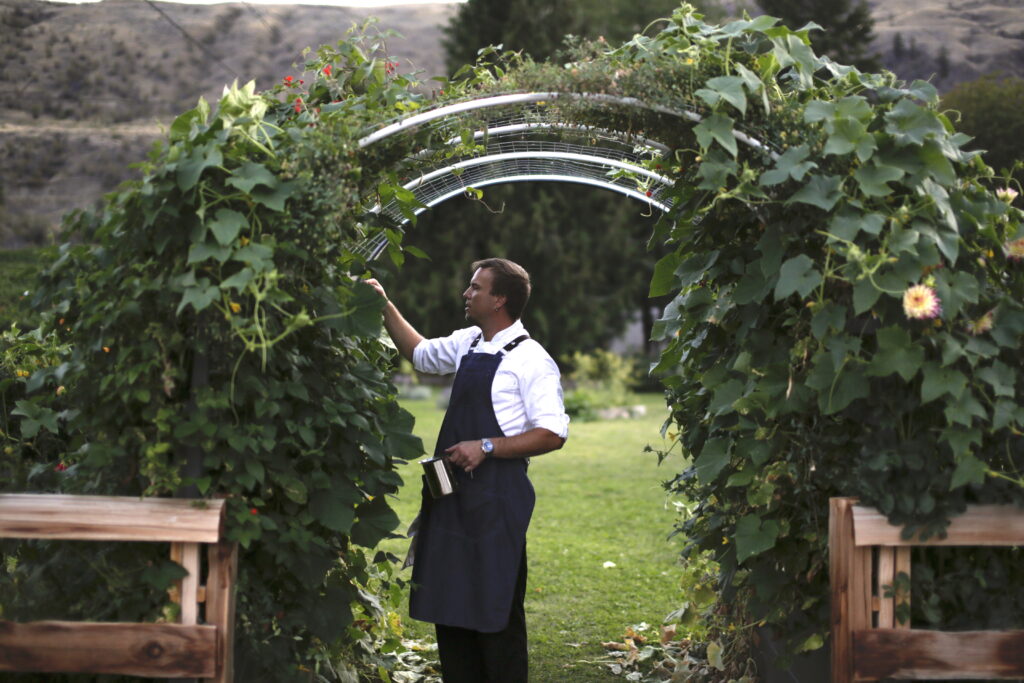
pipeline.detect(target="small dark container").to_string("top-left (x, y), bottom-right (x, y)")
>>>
top-left (421, 456), bottom-right (458, 498)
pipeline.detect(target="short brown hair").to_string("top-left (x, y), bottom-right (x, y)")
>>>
top-left (472, 258), bottom-right (531, 320)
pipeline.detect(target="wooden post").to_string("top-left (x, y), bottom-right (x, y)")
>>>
top-left (830, 497), bottom-right (871, 683)
top-left (206, 540), bottom-right (238, 683)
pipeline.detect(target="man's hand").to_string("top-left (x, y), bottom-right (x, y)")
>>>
top-left (445, 440), bottom-right (486, 473)
top-left (362, 277), bottom-right (423, 361)
top-left (365, 277), bottom-right (388, 301)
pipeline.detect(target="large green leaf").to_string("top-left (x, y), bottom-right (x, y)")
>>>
top-left (351, 496), bottom-right (400, 547)
top-left (695, 437), bottom-right (730, 484)
top-left (868, 326), bottom-right (924, 381)
top-left (227, 161), bottom-right (279, 193)
top-left (694, 113), bottom-right (738, 157)
top-left (921, 362), bottom-right (968, 404)
top-left (854, 163), bottom-right (905, 197)
top-left (774, 255), bottom-right (821, 300)
top-left (209, 209), bottom-right (248, 246)
top-left (176, 141), bottom-right (223, 191)
top-left (310, 489), bottom-right (356, 533)
top-left (759, 144), bottom-right (816, 186)
top-left (788, 174), bottom-right (843, 211)
top-left (734, 514), bottom-right (780, 563)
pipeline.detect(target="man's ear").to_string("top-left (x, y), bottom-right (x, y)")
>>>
top-left (495, 295), bottom-right (507, 311)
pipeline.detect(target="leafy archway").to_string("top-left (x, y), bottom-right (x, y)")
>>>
top-left (5, 4), bottom-right (1022, 679)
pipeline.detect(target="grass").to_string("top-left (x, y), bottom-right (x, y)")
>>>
top-left (379, 391), bottom-right (687, 681)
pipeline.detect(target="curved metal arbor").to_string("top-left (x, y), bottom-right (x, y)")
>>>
top-left (354, 91), bottom-right (778, 259)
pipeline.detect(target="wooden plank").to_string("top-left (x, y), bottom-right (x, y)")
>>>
top-left (0, 620), bottom-right (216, 677)
top-left (830, 497), bottom-right (872, 683)
top-left (175, 542), bottom-right (201, 626)
top-left (206, 541), bottom-right (238, 683)
top-left (0, 494), bottom-right (225, 543)
top-left (876, 547), bottom-right (895, 629)
top-left (853, 629), bottom-right (1024, 680)
top-left (853, 504), bottom-right (1024, 547)
top-left (895, 547), bottom-right (911, 630)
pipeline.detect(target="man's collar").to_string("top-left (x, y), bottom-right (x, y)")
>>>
top-left (482, 319), bottom-right (526, 346)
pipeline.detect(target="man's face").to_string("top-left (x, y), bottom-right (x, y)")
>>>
top-left (463, 267), bottom-right (503, 324)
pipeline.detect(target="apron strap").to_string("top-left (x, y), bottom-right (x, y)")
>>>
top-left (468, 334), bottom-right (530, 354)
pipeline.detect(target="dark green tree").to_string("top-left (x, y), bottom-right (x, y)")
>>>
top-left (942, 74), bottom-right (1024, 183)
top-left (395, 0), bottom-right (680, 362)
top-left (757, 0), bottom-right (880, 71)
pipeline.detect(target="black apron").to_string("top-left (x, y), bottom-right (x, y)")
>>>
top-left (409, 334), bottom-right (535, 633)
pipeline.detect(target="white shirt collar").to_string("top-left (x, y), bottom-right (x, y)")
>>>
top-left (477, 319), bottom-right (528, 348)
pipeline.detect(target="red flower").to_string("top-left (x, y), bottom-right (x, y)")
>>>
top-left (283, 75), bottom-right (293, 85)
top-left (54, 463), bottom-right (68, 472)
top-left (293, 97), bottom-right (303, 114)
top-left (323, 64), bottom-right (332, 77)
top-left (645, 190), bottom-right (653, 197)
top-left (299, 79), bottom-right (304, 85)
top-left (250, 507), bottom-right (259, 515)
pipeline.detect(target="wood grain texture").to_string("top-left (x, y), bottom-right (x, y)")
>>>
top-left (0, 494), bottom-right (225, 543)
top-left (831, 497), bottom-right (872, 683)
top-left (853, 504), bottom-right (1024, 547)
top-left (876, 547), bottom-right (895, 629)
top-left (0, 621), bottom-right (216, 677)
top-left (206, 541), bottom-right (238, 683)
top-left (853, 629), bottom-right (1024, 680)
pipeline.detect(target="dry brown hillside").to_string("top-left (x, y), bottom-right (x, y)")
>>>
top-left (0, 0), bottom-right (456, 244)
top-left (1, 0), bottom-right (1021, 246)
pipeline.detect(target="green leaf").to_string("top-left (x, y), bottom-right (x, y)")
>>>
top-left (694, 437), bottom-right (730, 484)
top-left (226, 161), bottom-right (279, 194)
top-left (209, 209), bottom-right (248, 246)
top-left (788, 174), bottom-right (843, 211)
top-left (310, 489), bottom-right (356, 533)
top-left (252, 180), bottom-right (297, 212)
top-left (824, 117), bottom-right (868, 157)
top-left (734, 514), bottom-right (780, 563)
top-left (829, 210), bottom-right (885, 242)
top-left (759, 144), bottom-right (815, 186)
top-left (920, 362), bottom-right (968, 403)
top-left (704, 75), bottom-right (748, 115)
top-left (811, 302), bottom-right (846, 340)
top-left (177, 283), bottom-right (219, 315)
top-left (351, 496), bottom-right (400, 547)
top-left (853, 279), bottom-right (881, 314)
top-left (176, 141), bottom-right (223, 192)
top-left (187, 241), bottom-right (232, 265)
top-left (649, 252), bottom-right (682, 297)
top-left (774, 255), bottom-right (821, 300)
top-left (694, 113), bottom-right (738, 157)
top-left (885, 99), bottom-right (945, 146)
top-left (868, 326), bottom-right (924, 381)
top-left (950, 454), bottom-right (986, 489)
top-left (219, 267), bottom-right (255, 291)
top-left (854, 163), bottom-right (905, 197)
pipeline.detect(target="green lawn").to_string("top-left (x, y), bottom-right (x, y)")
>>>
top-left (379, 392), bottom-right (686, 681)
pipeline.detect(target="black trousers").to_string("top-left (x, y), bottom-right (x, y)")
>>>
top-left (434, 551), bottom-right (529, 682)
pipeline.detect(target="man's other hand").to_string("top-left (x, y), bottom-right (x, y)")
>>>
top-left (444, 440), bottom-right (486, 473)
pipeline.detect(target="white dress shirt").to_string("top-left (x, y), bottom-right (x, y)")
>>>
top-left (412, 320), bottom-right (570, 440)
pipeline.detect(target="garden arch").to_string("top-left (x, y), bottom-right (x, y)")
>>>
top-left (13, 5), bottom-right (1021, 678)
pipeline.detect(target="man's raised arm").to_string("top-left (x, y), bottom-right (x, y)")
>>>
top-left (365, 278), bottom-right (424, 362)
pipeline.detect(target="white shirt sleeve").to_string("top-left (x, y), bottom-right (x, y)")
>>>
top-left (412, 326), bottom-right (480, 375)
top-left (519, 352), bottom-right (570, 440)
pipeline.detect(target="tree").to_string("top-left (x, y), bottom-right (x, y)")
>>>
top-left (757, 0), bottom-right (880, 71)
top-left (942, 74), bottom-right (1024, 183)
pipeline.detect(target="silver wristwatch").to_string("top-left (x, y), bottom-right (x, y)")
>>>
top-left (481, 438), bottom-right (494, 458)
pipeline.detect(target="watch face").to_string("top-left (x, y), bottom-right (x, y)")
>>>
top-left (482, 438), bottom-right (494, 454)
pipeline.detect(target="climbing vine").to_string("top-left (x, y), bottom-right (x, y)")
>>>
top-left (3, 5), bottom-right (1023, 680)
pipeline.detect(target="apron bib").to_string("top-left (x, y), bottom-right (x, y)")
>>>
top-left (409, 334), bottom-right (535, 633)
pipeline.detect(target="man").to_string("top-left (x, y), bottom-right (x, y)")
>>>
top-left (367, 258), bottom-right (569, 682)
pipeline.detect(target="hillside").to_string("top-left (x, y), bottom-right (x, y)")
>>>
top-left (0, 0), bottom-right (457, 245)
top-left (1, 0), bottom-right (1022, 247)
